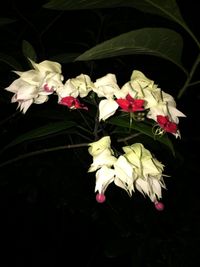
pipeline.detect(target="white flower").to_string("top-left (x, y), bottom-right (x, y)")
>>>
top-left (5, 59), bottom-right (64, 113)
top-left (122, 143), bottom-right (166, 202)
top-left (95, 166), bottom-right (115, 194)
top-left (143, 89), bottom-right (186, 137)
top-left (113, 155), bottom-right (135, 195)
top-left (93, 73), bottom-right (121, 99)
top-left (94, 156), bottom-right (135, 196)
top-left (57, 74), bottom-right (94, 100)
top-left (98, 99), bottom-right (119, 121)
top-left (88, 136), bottom-right (112, 156)
top-left (88, 136), bottom-right (117, 172)
top-left (88, 148), bottom-right (117, 172)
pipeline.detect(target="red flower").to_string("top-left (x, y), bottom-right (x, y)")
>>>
top-left (116, 94), bottom-right (144, 112)
top-left (157, 115), bottom-right (177, 133)
top-left (59, 96), bottom-right (88, 110)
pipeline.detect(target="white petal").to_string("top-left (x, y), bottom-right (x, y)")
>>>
top-left (99, 99), bottom-right (119, 121)
top-left (95, 166), bottom-right (115, 194)
top-left (88, 136), bottom-right (111, 156)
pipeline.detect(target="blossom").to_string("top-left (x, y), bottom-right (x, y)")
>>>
top-left (88, 148), bottom-right (117, 172)
top-left (59, 96), bottom-right (88, 110)
top-left (116, 94), bottom-right (145, 112)
top-left (5, 59), bottom-right (64, 113)
top-left (88, 136), bottom-right (166, 203)
top-left (119, 70), bottom-right (157, 100)
top-left (88, 136), bottom-right (112, 156)
top-left (122, 143), bottom-right (166, 202)
top-left (95, 166), bottom-right (116, 194)
top-left (57, 74), bottom-right (94, 99)
top-left (144, 89), bottom-right (186, 137)
top-left (93, 153), bottom-right (135, 195)
top-left (88, 136), bottom-right (117, 172)
top-left (157, 115), bottom-right (177, 133)
top-left (93, 73), bottom-right (121, 99)
top-left (113, 155), bottom-right (135, 195)
top-left (93, 74), bottom-right (122, 121)
top-left (98, 99), bottom-right (119, 121)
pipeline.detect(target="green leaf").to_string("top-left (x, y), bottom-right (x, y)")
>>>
top-left (3, 121), bottom-right (76, 150)
top-left (0, 53), bottom-right (23, 70)
top-left (0, 17), bottom-right (16, 26)
top-left (22, 40), bottom-right (37, 62)
top-left (75, 28), bottom-right (186, 74)
top-left (43, 0), bottom-right (199, 49)
top-left (107, 116), bottom-right (175, 156)
top-left (43, 0), bottom-right (186, 27)
top-left (49, 52), bottom-right (81, 63)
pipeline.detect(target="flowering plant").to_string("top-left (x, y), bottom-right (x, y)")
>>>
top-left (3, 57), bottom-right (186, 210)
top-left (1, 0), bottom-right (199, 213)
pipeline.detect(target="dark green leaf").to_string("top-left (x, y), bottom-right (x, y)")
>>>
top-left (3, 121), bottom-right (76, 150)
top-left (43, 0), bottom-right (186, 28)
top-left (22, 40), bottom-right (37, 62)
top-left (75, 28), bottom-right (186, 74)
top-left (107, 116), bottom-right (175, 156)
top-left (0, 17), bottom-right (16, 26)
top-left (49, 52), bottom-right (81, 63)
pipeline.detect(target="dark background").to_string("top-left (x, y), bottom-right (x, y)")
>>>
top-left (0, 1), bottom-right (200, 266)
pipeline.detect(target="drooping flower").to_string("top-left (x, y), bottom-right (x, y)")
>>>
top-left (95, 166), bottom-right (116, 195)
top-left (88, 136), bottom-right (117, 172)
top-left (113, 155), bottom-right (135, 195)
top-left (122, 143), bottom-right (166, 202)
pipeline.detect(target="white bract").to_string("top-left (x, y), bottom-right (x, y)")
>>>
top-left (122, 143), bottom-right (166, 202)
top-left (57, 74), bottom-right (94, 101)
top-left (5, 59), bottom-right (64, 113)
top-left (93, 74), bottom-right (122, 121)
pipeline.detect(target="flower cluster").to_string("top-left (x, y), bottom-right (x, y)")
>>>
top-left (5, 59), bottom-right (186, 209)
top-left (6, 59), bottom-right (185, 137)
top-left (88, 136), bottom-right (166, 207)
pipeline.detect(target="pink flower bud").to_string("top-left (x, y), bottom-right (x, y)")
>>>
top-left (154, 201), bottom-right (164, 211)
top-left (96, 193), bottom-right (106, 203)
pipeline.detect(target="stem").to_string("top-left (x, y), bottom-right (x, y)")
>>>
top-left (117, 133), bottom-right (141, 143)
top-left (187, 80), bottom-right (200, 87)
top-left (93, 108), bottom-right (100, 140)
top-left (177, 53), bottom-right (200, 98)
top-left (77, 109), bottom-right (93, 131)
top-left (0, 143), bottom-right (89, 168)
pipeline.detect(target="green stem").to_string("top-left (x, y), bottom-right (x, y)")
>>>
top-left (117, 133), bottom-right (142, 143)
top-left (77, 109), bottom-right (93, 131)
top-left (0, 143), bottom-right (89, 168)
top-left (177, 53), bottom-right (200, 98)
top-left (93, 107), bottom-right (100, 140)
top-left (187, 80), bottom-right (200, 87)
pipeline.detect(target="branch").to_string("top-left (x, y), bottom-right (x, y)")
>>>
top-left (178, 53), bottom-right (200, 98)
top-left (0, 142), bottom-right (89, 168)
top-left (117, 133), bottom-right (141, 143)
